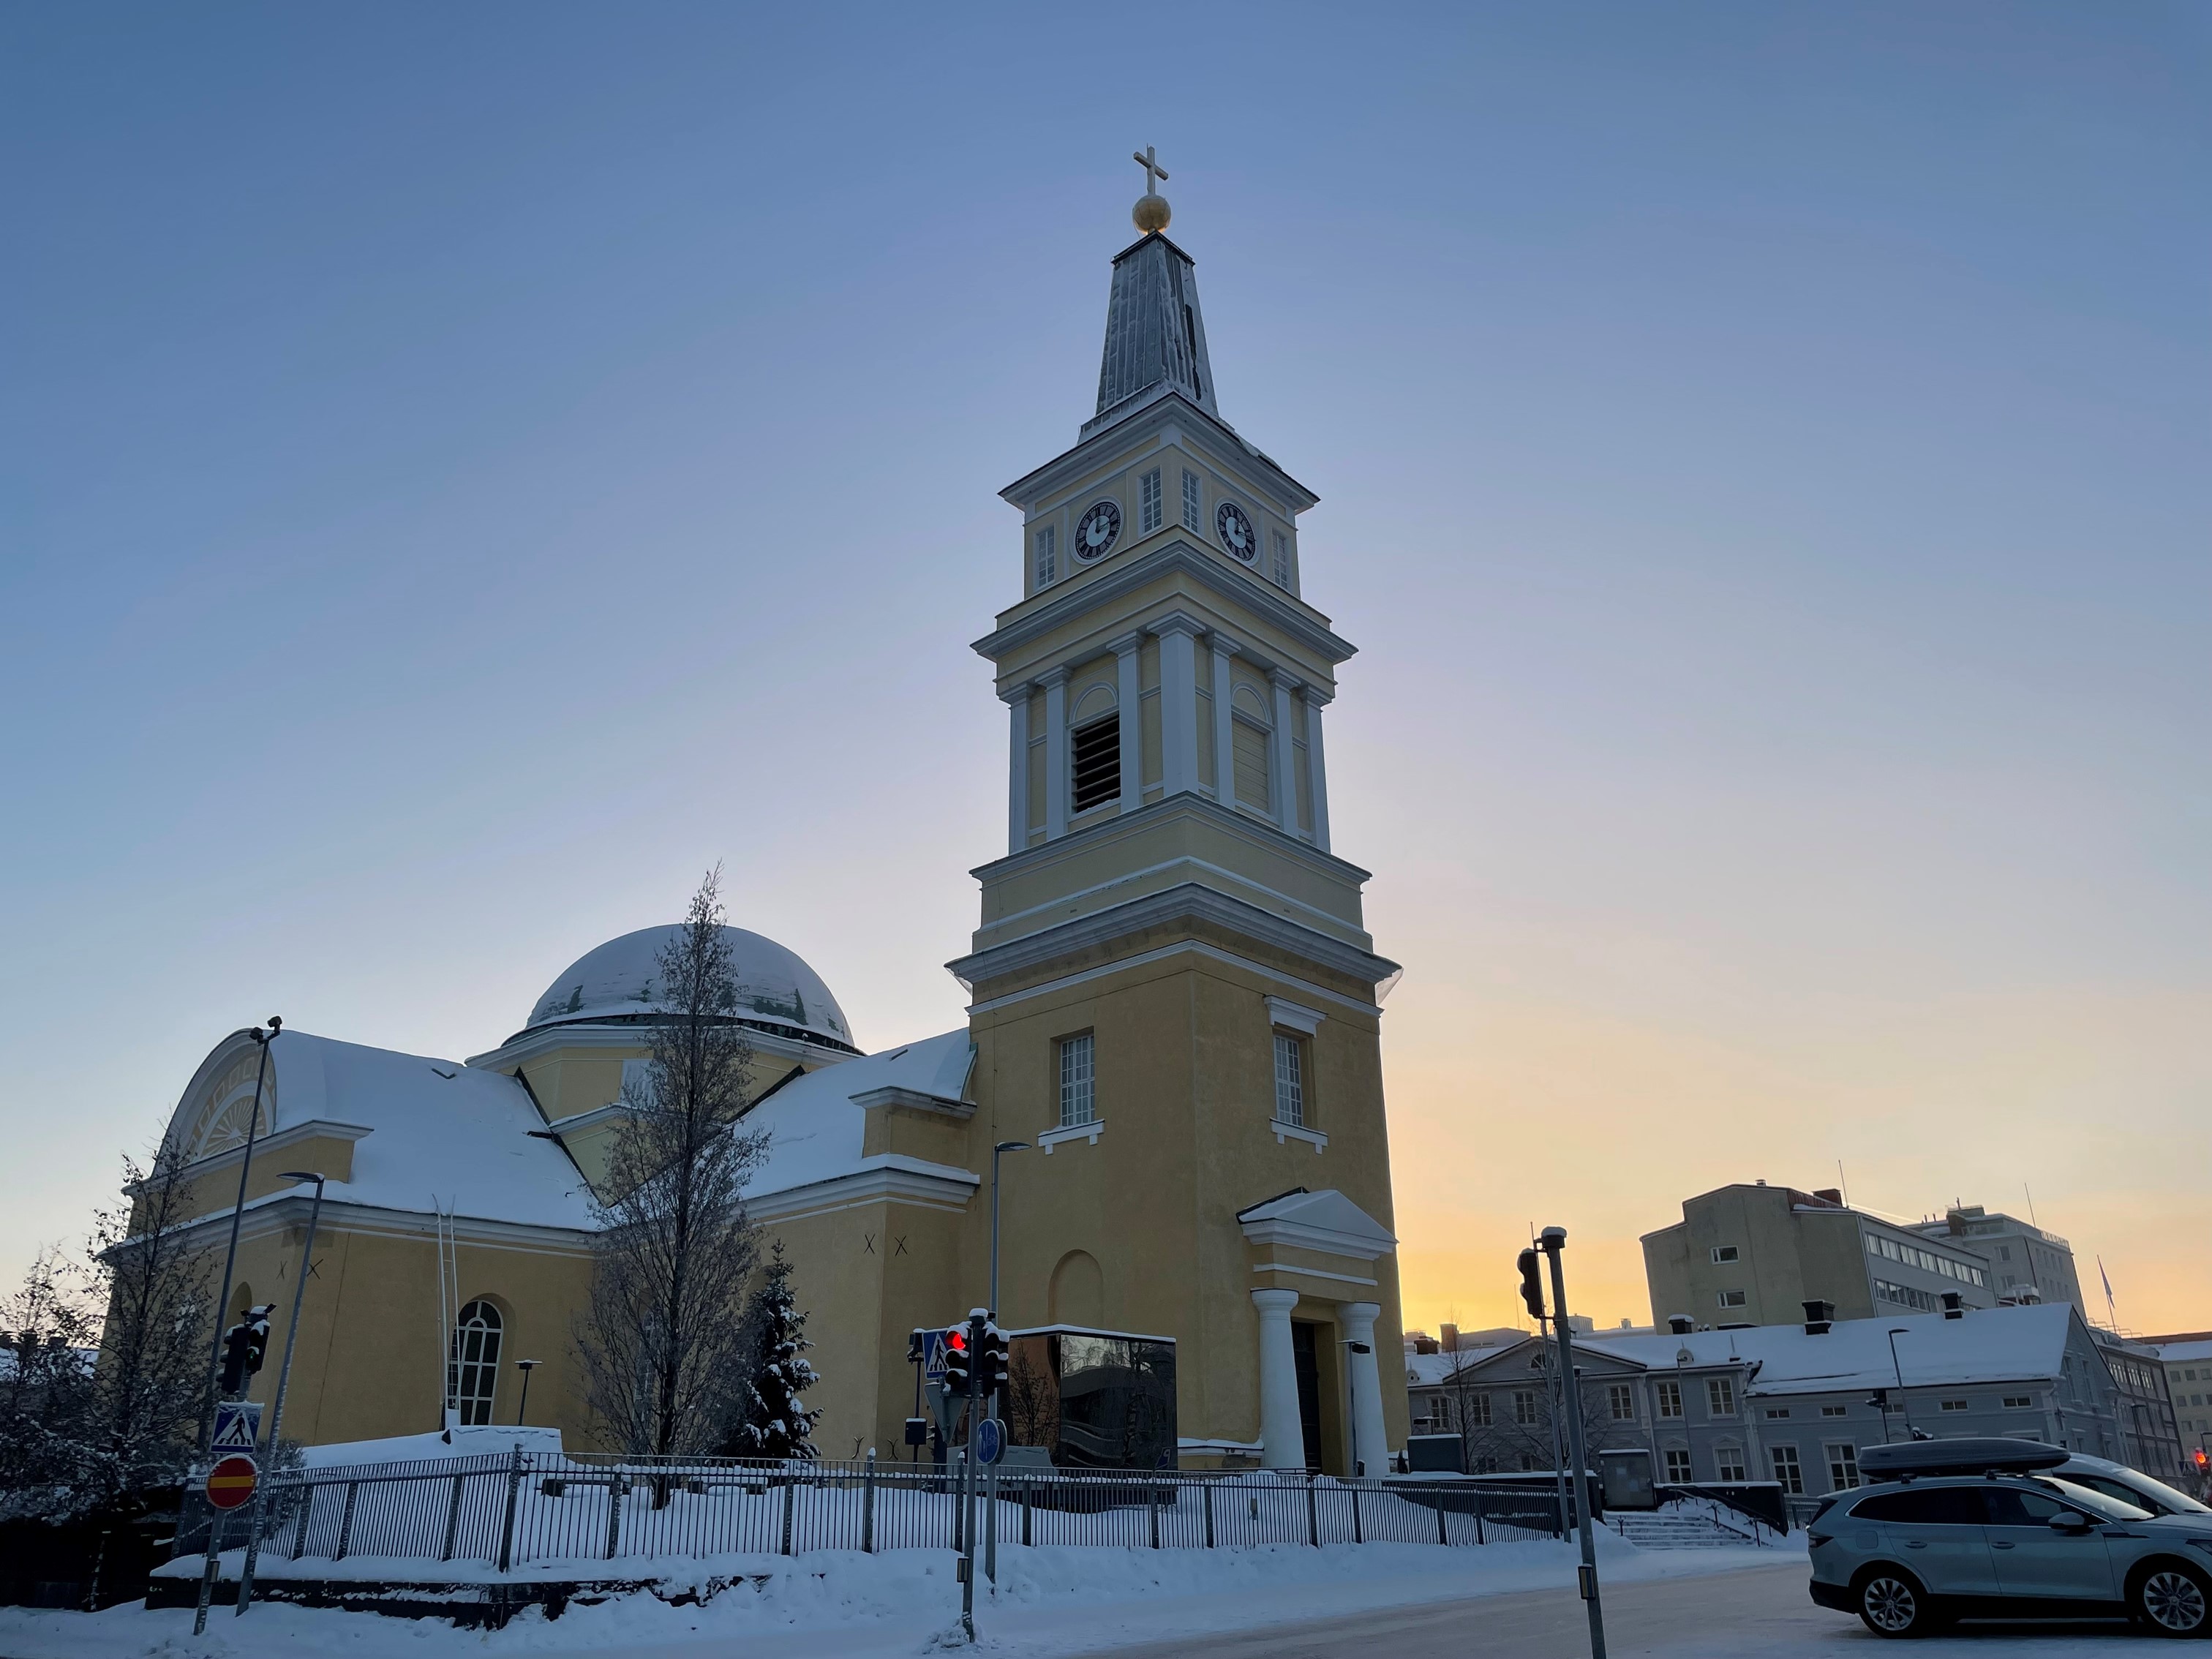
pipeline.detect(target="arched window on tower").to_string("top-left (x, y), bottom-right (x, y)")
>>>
top-left (1230, 684), bottom-right (1273, 813)
top-left (448, 1300), bottom-right (503, 1426)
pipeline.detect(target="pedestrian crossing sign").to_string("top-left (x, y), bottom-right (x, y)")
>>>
top-left (211, 1400), bottom-right (263, 1451)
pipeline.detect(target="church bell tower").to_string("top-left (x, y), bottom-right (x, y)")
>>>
top-left (951, 155), bottom-right (1409, 1473)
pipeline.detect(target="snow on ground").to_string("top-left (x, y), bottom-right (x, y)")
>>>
top-left (0, 1531), bottom-right (1800, 1659)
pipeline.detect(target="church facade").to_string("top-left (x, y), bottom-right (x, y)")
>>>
top-left (143, 174), bottom-right (1411, 1474)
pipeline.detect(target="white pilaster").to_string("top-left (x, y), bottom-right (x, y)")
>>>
top-left (1041, 668), bottom-right (1070, 840)
top-left (1269, 669), bottom-right (1303, 837)
top-left (1210, 634), bottom-right (1238, 810)
top-left (1252, 1288), bottom-right (1306, 1470)
top-left (1303, 688), bottom-right (1332, 853)
top-left (1004, 687), bottom-right (1030, 854)
top-left (1338, 1301), bottom-right (1388, 1477)
top-left (1111, 632), bottom-right (1144, 815)
top-left (1153, 616), bottom-right (1203, 798)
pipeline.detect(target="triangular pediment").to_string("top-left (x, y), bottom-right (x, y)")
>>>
top-left (1237, 1188), bottom-right (1396, 1260)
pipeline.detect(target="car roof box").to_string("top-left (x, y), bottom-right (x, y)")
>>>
top-left (1859, 1437), bottom-right (2069, 1478)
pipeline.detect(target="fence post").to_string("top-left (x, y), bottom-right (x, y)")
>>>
top-left (441, 1472), bottom-right (466, 1562)
top-left (334, 1482), bottom-right (358, 1561)
top-left (1305, 1471), bottom-right (1318, 1548)
top-left (499, 1447), bottom-right (526, 1572)
top-left (1350, 1483), bottom-right (1362, 1546)
top-left (780, 1475), bottom-right (795, 1557)
top-left (1148, 1481), bottom-right (1160, 1549)
top-left (1203, 1481), bottom-right (1214, 1549)
top-left (862, 1450), bottom-right (876, 1554)
top-left (290, 1483), bottom-right (315, 1559)
top-left (1020, 1478), bottom-right (1032, 1547)
top-left (1435, 1486), bottom-right (1448, 1546)
top-left (1474, 1490), bottom-right (1484, 1546)
top-left (605, 1475), bottom-right (625, 1560)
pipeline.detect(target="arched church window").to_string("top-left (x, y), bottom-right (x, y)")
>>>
top-left (1069, 686), bottom-right (1121, 815)
top-left (448, 1300), bottom-right (503, 1426)
top-left (1231, 684), bottom-right (1272, 812)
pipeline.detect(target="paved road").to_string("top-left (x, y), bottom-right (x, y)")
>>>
top-left (1069, 1561), bottom-right (2140, 1658)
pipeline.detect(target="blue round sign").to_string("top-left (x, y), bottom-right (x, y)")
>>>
top-left (977, 1416), bottom-right (1004, 1466)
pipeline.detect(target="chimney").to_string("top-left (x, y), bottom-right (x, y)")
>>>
top-left (1668, 1314), bottom-right (1695, 1336)
top-left (1802, 1298), bottom-right (1835, 1335)
top-left (1941, 1291), bottom-right (1965, 1320)
top-left (1812, 1187), bottom-right (1843, 1206)
top-left (1440, 1323), bottom-right (1459, 1354)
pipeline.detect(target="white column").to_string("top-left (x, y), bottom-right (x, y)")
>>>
top-left (1269, 669), bottom-right (1302, 836)
top-left (1004, 687), bottom-right (1030, 854)
top-left (1303, 688), bottom-right (1332, 853)
top-left (1210, 634), bottom-right (1238, 810)
top-left (1111, 632), bottom-right (1144, 814)
top-left (1338, 1301), bottom-right (1388, 1478)
top-left (1252, 1288), bottom-right (1306, 1470)
top-left (1041, 668), bottom-right (1070, 840)
top-left (1153, 617), bottom-right (1201, 798)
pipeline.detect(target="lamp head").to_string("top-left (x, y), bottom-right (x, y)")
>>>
top-left (995, 1140), bottom-right (1030, 1154)
top-left (278, 1170), bottom-right (324, 1186)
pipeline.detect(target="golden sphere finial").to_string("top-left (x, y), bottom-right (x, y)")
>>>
top-left (1133, 192), bottom-right (1170, 233)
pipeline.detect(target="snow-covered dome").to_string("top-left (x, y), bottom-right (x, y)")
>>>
top-left (520, 925), bottom-right (855, 1050)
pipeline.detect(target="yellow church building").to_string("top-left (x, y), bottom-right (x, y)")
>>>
top-left (149, 170), bottom-right (1412, 1476)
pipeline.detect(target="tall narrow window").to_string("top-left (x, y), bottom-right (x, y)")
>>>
top-left (1140, 467), bottom-right (1163, 535)
top-left (1271, 530), bottom-right (1291, 587)
top-left (1769, 1444), bottom-right (1804, 1494)
top-left (1069, 713), bottom-right (1121, 813)
top-left (447, 1300), bottom-right (503, 1426)
top-left (1034, 525), bottom-right (1056, 587)
top-left (1181, 468), bottom-right (1203, 533)
top-left (1663, 1448), bottom-right (1693, 1483)
top-left (1272, 1032), bottom-right (1305, 1126)
top-left (1655, 1380), bottom-right (1683, 1419)
top-left (1826, 1442), bottom-right (1860, 1490)
top-left (1707, 1377), bottom-right (1737, 1417)
top-left (1058, 1034), bottom-right (1095, 1127)
top-left (1608, 1383), bottom-right (1636, 1421)
top-left (1715, 1444), bottom-right (1747, 1481)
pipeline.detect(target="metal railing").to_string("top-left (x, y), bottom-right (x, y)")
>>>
top-left (175, 1452), bottom-right (1560, 1574)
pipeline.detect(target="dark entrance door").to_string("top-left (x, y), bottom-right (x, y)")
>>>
top-left (1291, 1320), bottom-right (1323, 1470)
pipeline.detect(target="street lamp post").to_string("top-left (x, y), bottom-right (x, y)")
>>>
top-left (1886, 1328), bottom-right (1914, 1442)
top-left (983, 1141), bottom-right (1026, 1597)
top-left (236, 1169), bottom-right (325, 1617)
top-left (1539, 1227), bottom-right (1607, 1659)
top-left (988, 1140), bottom-right (1028, 1317)
top-left (1342, 1340), bottom-right (1373, 1476)
top-left (198, 1018), bottom-right (281, 1453)
top-left (514, 1359), bottom-right (541, 1426)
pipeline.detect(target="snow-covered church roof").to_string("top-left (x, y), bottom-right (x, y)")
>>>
top-left (738, 1029), bottom-right (978, 1208)
top-left (517, 925), bottom-right (854, 1050)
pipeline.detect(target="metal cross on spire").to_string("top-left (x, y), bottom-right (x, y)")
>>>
top-left (1132, 146), bottom-right (1169, 193)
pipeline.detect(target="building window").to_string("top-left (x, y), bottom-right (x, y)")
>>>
top-left (1715, 1445), bottom-right (1746, 1481)
top-left (1519, 1453), bottom-right (1541, 1472)
top-left (1710, 1245), bottom-right (1739, 1264)
top-left (1069, 714), bottom-right (1121, 813)
top-left (1608, 1384), bottom-right (1635, 1421)
top-left (1231, 698), bottom-right (1272, 811)
top-left (1827, 1442), bottom-right (1861, 1489)
top-left (1181, 468), bottom-right (1203, 533)
top-left (1513, 1389), bottom-right (1538, 1426)
top-left (1272, 1032), bottom-right (1306, 1126)
top-left (1140, 467), bottom-right (1163, 535)
top-left (1655, 1380), bottom-right (1683, 1419)
top-left (1663, 1448), bottom-right (1693, 1483)
top-left (1821, 1404), bottom-right (1848, 1418)
top-left (2002, 1394), bottom-right (2034, 1410)
top-left (1940, 1399), bottom-right (1970, 1413)
top-left (1058, 1034), bottom-right (1095, 1127)
top-left (1271, 529), bottom-right (1291, 587)
top-left (1765, 1407), bottom-right (1790, 1420)
top-left (1034, 524), bottom-right (1056, 587)
top-left (447, 1300), bottom-right (503, 1427)
top-left (1770, 1445), bottom-right (1804, 1494)
top-left (1717, 1289), bottom-right (1746, 1309)
top-left (1464, 1391), bottom-right (1492, 1427)
top-left (1707, 1378), bottom-right (1737, 1418)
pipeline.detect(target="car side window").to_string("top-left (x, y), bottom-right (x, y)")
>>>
top-left (1985, 1488), bottom-right (2066, 1527)
top-left (1852, 1487), bottom-right (1987, 1525)
top-left (2068, 1474), bottom-right (2160, 1514)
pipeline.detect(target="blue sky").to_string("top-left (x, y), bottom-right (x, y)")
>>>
top-left (5, 4), bottom-right (2206, 1333)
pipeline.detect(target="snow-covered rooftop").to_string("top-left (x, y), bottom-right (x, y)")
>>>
top-left (2153, 1338), bottom-right (2212, 1366)
top-left (1579, 1304), bottom-right (2080, 1395)
top-left (740, 1029), bottom-right (977, 1205)
top-left (518, 925), bottom-right (854, 1050)
top-left (1404, 1344), bottom-right (1523, 1386)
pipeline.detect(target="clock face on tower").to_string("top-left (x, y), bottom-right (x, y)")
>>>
top-left (1216, 501), bottom-right (1257, 564)
top-left (1074, 500), bottom-right (1122, 563)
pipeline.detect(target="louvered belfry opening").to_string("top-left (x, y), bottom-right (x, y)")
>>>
top-left (1070, 713), bottom-right (1121, 813)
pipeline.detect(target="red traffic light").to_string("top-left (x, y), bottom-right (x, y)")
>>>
top-left (945, 1326), bottom-right (968, 1352)
top-left (2195, 1449), bottom-right (2208, 1469)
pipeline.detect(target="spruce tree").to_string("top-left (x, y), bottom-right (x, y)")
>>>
top-left (729, 1244), bottom-right (820, 1460)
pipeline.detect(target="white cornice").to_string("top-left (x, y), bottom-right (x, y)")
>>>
top-left (154, 1190), bottom-right (594, 1259)
top-left (965, 938), bottom-right (1381, 1020)
top-left (467, 1020), bottom-right (854, 1073)
top-left (1002, 390), bottom-right (1317, 517)
top-left (745, 1156), bottom-right (979, 1223)
top-left (974, 541), bottom-right (1354, 672)
top-left (1240, 1216), bottom-right (1396, 1263)
top-left (849, 1086), bottom-right (975, 1121)
top-left (167, 1119), bottom-right (375, 1190)
top-left (969, 790), bottom-right (1374, 898)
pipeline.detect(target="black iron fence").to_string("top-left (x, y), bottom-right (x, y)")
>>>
top-left (176, 1453), bottom-right (1561, 1574)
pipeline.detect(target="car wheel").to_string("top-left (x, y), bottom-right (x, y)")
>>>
top-left (1856, 1569), bottom-right (1931, 1639)
top-left (2133, 1562), bottom-right (2212, 1638)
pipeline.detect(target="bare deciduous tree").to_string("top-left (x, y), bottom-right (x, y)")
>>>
top-left (575, 868), bottom-right (770, 1458)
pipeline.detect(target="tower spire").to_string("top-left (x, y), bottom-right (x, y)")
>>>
top-left (1086, 152), bottom-right (1217, 437)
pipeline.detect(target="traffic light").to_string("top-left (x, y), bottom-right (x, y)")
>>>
top-left (907, 1328), bottom-right (928, 1365)
top-left (2194, 1448), bottom-right (2208, 1471)
top-left (941, 1323), bottom-right (971, 1392)
top-left (977, 1323), bottom-right (1009, 1394)
top-left (1866, 1389), bottom-right (1889, 1411)
top-left (218, 1306), bottom-right (275, 1396)
top-left (1516, 1248), bottom-right (1546, 1322)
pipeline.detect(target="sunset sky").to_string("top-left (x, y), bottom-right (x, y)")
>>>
top-left (6, 4), bottom-right (2205, 1339)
